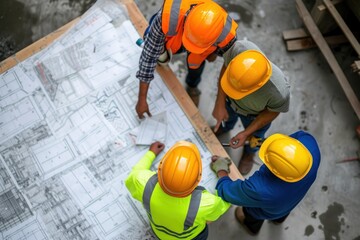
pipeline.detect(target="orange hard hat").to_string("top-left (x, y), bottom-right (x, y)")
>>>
top-left (158, 141), bottom-right (202, 197)
top-left (221, 50), bottom-right (272, 100)
top-left (259, 133), bottom-right (313, 182)
top-left (182, 1), bottom-right (227, 54)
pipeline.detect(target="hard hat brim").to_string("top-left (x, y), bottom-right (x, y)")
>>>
top-left (221, 65), bottom-right (264, 100)
top-left (221, 66), bottom-right (247, 100)
top-left (221, 50), bottom-right (273, 100)
top-left (259, 133), bottom-right (287, 162)
top-left (158, 141), bottom-right (202, 197)
top-left (182, 33), bottom-right (211, 54)
top-left (259, 133), bottom-right (313, 183)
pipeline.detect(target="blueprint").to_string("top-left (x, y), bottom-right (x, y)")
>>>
top-left (0, 0), bottom-right (219, 239)
top-left (135, 112), bottom-right (168, 145)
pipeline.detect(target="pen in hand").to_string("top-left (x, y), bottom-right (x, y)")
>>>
top-left (221, 120), bottom-right (225, 128)
top-left (221, 140), bottom-right (239, 147)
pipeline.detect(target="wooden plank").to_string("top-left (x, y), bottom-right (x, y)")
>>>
top-left (286, 38), bottom-right (316, 51)
top-left (283, 28), bottom-right (309, 40)
top-left (317, 0), bottom-right (343, 11)
top-left (323, 0), bottom-right (360, 57)
top-left (350, 60), bottom-right (360, 73)
top-left (286, 34), bottom-right (348, 51)
top-left (311, 0), bottom-right (343, 19)
top-left (0, 57), bottom-right (17, 74)
top-left (311, 0), bottom-right (343, 33)
top-left (296, 0), bottom-right (360, 119)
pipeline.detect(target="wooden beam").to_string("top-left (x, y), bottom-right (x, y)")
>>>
top-left (283, 28), bottom-right (309, 40)
top-left (285, 34), bottom-right (348, 51)
top-left (317, 0), bottom-right (343, 11)
top-left (350, 60), bottom-right (360, 74)
top-left (296, 0), bottom-right (360, 120)
top-left (310, 0), bottom-right (343, 34)
top-left (323, 0), bottom-right (360, 57)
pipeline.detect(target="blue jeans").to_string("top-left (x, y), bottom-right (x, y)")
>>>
top-left (222, 99), bottom-right (271, 153)
top-left (193, 224), bottom-right (209, 240)
top-left (242, 207), bottom-right (289, 234)
top-left (185, 61), bottom-right (205, 88)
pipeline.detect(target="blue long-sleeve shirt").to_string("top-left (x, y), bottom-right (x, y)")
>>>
top-left (215, 130), bottom-right (321, 220)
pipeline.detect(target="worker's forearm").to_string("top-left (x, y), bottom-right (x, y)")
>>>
top-left (138, 82), bottom-right (150, 101)
top-left (217, 170), bottom-right (229, 178)
top-left (243, 110), bottom-right (279, 136)
top-left (215, 87), bottom-right (227, 106)
top-left (132, 151), bottom-right (156, 170)
top-left (215, 65), bottom-right (228, 106)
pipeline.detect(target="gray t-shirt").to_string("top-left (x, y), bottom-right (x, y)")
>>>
top-left (223, 40), bottom-right (290, 116)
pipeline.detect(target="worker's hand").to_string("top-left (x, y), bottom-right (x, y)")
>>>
top-left (149, 142), bottom-right (165, 156)
top-left (135, 99), bottom-right (152, 119)
top-left (230, 131), bottom-right (249, 149)
top-left (212, 103), bottom-right (229, 133)
top-left (211, 155), bottom-right (232, 174)
top-left (206, 53), bottom-right (217, 62)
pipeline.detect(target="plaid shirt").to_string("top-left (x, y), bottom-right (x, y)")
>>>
top-left (136, 11), bottom-right (236, 83)
top-left (136, 12), bottom-right (165, 83)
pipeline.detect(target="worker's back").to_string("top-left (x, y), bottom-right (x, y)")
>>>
top-left (125, 141), bottom-right (230, 239)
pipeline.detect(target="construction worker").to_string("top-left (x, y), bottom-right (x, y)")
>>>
top-left (212, 39), bottom-right (290, 175)
top-left (125, 141), bottom-right (230, 239)
top-left (135, 0), bottom-right (238, 118)
top-left (210, 130), bottom-right (321, 235)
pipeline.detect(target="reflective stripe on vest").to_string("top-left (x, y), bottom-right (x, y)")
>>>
top-left (168, 0), bottom-right (182, 35)
top-left (215, 15), bottom-right (232, 45)
top-left (148, 218), bottom-right (198, 239)
top-left (143, 174), bottom-right (158, 218)
top-left (162, 0), bottom-right (237, 69)
top-left (163, 0), bottom-right (207, 37)
top-left (187, 15), bottom-right (233, 69)
top-left (143, 174), bottom-right (205, 234)
top-left (184, 185), bottom-right (205, 230)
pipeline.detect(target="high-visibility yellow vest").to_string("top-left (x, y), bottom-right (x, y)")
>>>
top-left (125, 151), bottom-right (230, 240)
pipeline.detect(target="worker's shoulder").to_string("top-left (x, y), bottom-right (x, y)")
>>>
top-left (232, 40), bottom-right (262, 52)
top-left (198, 189), bottom-right (229, 206)
top-left (223, 40), bottom-right (262, 64)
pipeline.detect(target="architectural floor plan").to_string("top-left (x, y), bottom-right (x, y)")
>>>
top-left (0, 0), bottom-right (219, 239)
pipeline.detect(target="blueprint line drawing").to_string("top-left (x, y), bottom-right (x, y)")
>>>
top-left (135, 112), bottom-right (168, 145)
top-left (0, 0), bottom-right (219, 239)
top-left (0, 96), bottom-right (43, 145)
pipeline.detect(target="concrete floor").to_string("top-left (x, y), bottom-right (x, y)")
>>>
top-left (164, 1), bottom-right (360, 240)
top-left (1, 0), bottom-right (359, 239)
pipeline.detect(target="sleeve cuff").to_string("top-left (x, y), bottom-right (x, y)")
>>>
top-left (146, 150), bottom-right (156, 161)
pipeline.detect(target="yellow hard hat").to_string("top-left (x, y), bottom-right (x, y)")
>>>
top-left (158, 141), bottom-right (202, 197)
top-left (182, 1), bottom-right (227, 54)
top-left (221, 50), bottom-right (272, 100)
top-left (259, 134), bottom-right (313, 182)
